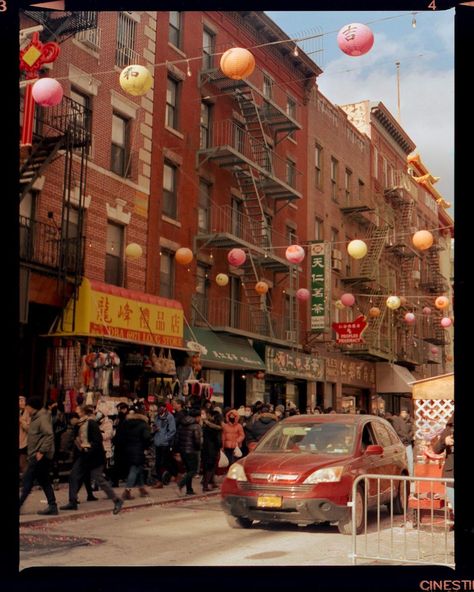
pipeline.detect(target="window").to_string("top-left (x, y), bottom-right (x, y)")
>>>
top-left (286, 97), bottom-right (297, 140)
top-left (388, 164), bottom-right (393, 187)
top-left (382, 157), bottom-right (388, 187)
top-left (111, 112), bottom-right (130, 177)
top-left (358, 179), bottom-right (365, 200)
top-left (287, 225), bottom-right (297, 245)
top-left (169, 11), bottom-right (182, 48)
top-left (372, 422), bottom-right (392, 448)
top-left (286, 159), bottom-right (296, 188)
top-left (105, 222), bottom-right (124, 286)
top-left (70, 87), bottom-right (92, 148)
top-left (160, 250), bottom-right (174, 298)
top-left (314, 217), bottom-right (323, 241)
top-left (231, 198), bottom-right (243, 238)
top-left (373, 146), bottom-right (379, 179)
top-left (345, 168), bottom-right (352, 203)
top-left (200, 102), bottom-right (211, 149)
top-left (162, 162), bottom-right (178, 219)
top-left (331, 227), bottom-right (339, 247)
top-left (198, 180), bottom-right (211, 233)
top-left (315, 144), bottom-right (323, 189)
top-left (233, 123), bottom-right (245, 154)
top-left (330, 157), bottom-right (339, 202)
top-left (202, 28), bottom-right (215, 69)
top-left (263, 74), bottom-right (273, 99)
top-left (166, 77), bottom-right (180, 130)
top-left (115, 12), bottom-right (136, 67)
top-left (195, 264), bottom-right (209, 318)
top-left (62, 205), bottom-right (83, 271)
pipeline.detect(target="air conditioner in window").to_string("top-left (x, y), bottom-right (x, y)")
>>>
top-left (331, 249), bottom-right (342, 260)
top-left (332, 258), bottom-right (343, 271)
top-left (285, 330), bottom-right (297, 342)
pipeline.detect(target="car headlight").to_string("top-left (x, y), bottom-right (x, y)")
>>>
top-left (303, 466), bottom-right (344, 484)
top-left (226, 462), bottom-right (248, 482)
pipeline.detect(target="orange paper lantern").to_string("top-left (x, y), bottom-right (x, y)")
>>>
top-left (255, 281), bottom-right (269, 295)
top-left (435, 296), bottom-right (449, 310)
top-left (412, 230), bottom-right (434, 251)
top-left (369, 307), bottom-right (381, 318)
top-left (220, 48), bottom-right (255, 80)
top-left (175, 247), bottom-right (193, 266)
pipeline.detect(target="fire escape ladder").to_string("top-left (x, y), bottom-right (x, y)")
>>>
top-left (20, 136), bottom-right (66, 201)
top-left (361, 293), bottom-right (387, 349)
top-left (240, 250), bottom-right (275, 338)
top-left (399, 256), bottom-right (416, 297)
top-left (359, 225), bottom-right (389, 279)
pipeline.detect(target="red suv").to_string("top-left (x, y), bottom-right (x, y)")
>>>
top-left (221, 414), bottom-right (408, 534)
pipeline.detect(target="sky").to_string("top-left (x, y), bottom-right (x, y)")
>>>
top-left (266, 10), bottom-right (455, 218)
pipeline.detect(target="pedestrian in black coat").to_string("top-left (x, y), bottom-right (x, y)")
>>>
top-left (60, 405), bottom-right (123, 515)
top-left (175, 409), bottom-right (202, 495)
top-left (121, 406), bottom-right (152, 499)
top-left (201, 410), bottom-right (222, 492)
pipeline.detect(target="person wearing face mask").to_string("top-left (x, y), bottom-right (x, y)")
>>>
top-left (221, 409), bottom-right (245, 465)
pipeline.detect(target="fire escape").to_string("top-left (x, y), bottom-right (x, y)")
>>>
top-left (193, 63), bottom-right (303, 345)
top-left (338, 190), bottom-right (393, 360)
top-left (20, 11), bottom-right (96, 327)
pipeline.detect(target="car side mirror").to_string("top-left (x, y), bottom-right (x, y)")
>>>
top-left (365, 444), bottom-right (384, 455)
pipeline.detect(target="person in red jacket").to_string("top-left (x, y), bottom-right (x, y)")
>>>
top-left (221, 409), bottom-right (245, 466)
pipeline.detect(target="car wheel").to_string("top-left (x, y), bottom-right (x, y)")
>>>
top-left (337, 485), bottom-right (365, 535)
top-left (226, 515), bottom-right (253, 529)
top-left (389, 478), bottom-right (408, 515)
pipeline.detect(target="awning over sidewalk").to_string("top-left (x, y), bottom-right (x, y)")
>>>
top-left (47, 278), bottom-right (185, 348)
top-left (184, 327), bottom-right (265, 370)
top-left (375, 362), bottom-right (417, 393)
top-left (410, 373), bottom-right (454, 400)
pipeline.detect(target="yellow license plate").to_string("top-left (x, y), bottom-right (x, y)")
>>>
top-left (257, 495), bottom-right (282, 508)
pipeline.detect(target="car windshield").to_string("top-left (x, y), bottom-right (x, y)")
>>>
top-left (255, 421), bottom-right (356, 454)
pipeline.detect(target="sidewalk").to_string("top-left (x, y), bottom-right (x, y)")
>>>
top-left (19, 479), bottom-right (222, 528)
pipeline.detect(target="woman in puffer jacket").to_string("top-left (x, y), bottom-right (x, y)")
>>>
top-left (221, 409), bottom-right (245, 465)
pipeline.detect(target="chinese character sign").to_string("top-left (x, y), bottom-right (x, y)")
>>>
top-left (310, 241), bottom-right (331, 332)
top-left (332, 315), bottom-right (368, 345)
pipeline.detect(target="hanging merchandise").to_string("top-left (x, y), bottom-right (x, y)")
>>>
top-left (81, 349), bottom-right (120, 395)
top-left (163, 350), bottom-right (177, 376)
top-left (149, 347), bottom-right (165, 373)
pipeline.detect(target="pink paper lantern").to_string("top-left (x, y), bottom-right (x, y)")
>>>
top-left (337, 23), bottom-right (374, 57)
top-left (227, 248), bottom-right (246, 267)
top-left (296, 288), bottom-right (310, 302)
top-left (340, 293), bottom-right (355, 307)
top-left (422, 307), bottom-right (432, 315)
top-left (440, 317), bottom-right (452, 328)
top-left (285, 244), bottom-right (305, 264)
top-left (32, 78), bottom-right (64, 107)
top-left (431, 347), bottom-right (439, 355)
top-left (404, 312), bottom-right (416, 324)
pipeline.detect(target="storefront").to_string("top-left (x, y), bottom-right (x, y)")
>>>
top-left (184, 327), bottom-right (265, 408)
top-left (325, 356), bottom-right (376, 413)
top-left (375, 362), bottom-right (418, 415)
top-left (44, 277), bottom-right (190, 412)
top-left (263, 346), bottom-right (325, 412)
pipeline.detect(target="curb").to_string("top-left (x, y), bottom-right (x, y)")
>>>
top-left (20, 491), bottom-right (221, 528)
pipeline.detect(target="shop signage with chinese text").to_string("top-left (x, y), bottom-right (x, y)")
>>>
top-left (265, 346), bottom-right (324, 380)
top-left (332, 315), bottom-right (368, 344)
top-left (325, 357), bottom-right (375, 387)
top-left (310, 241), bottom-right (331, 332)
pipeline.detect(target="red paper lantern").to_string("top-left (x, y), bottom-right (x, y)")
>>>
top-left (337, 23), bottom-right (374, 57)
top-left (340, 293), bottom-right (355, 307)
top-left (32, 78), bottom-right (63, 107)
top-left (422, 307), bottom-right (432, 315)
top-left (404, 312), bottom-right (416, 324)
top-left (440, 317), bottom-right (452, 328)
top-left (227, 248), bottom-right (246, 267)
top-left (220, 48), bottom-right (255, 80)
top-left (285, 245), bottom-right (305, 264)
top-left (296, 288), bottom-right (310, 301)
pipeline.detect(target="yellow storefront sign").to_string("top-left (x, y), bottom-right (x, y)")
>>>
top-left (52, 278), bottom-right (184, 347)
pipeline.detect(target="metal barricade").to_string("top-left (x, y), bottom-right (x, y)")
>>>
top-left (350, 474), bottom-right (454, 568)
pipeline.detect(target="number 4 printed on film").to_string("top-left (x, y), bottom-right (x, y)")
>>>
top-left (428, 0), bottom-right (437, 9)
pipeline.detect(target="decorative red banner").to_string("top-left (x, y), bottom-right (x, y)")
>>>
top-left (332, 315), bottom-right (368, 344)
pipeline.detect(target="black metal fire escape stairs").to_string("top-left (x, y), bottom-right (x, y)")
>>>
top-left (196, 66), bottom-right (302, 343)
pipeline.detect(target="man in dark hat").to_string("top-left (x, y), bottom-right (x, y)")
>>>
top-left (19, 397), bottom-right (58, 515)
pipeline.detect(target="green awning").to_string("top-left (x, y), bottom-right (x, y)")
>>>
top-left (184, 327), bottom-right (265, 370)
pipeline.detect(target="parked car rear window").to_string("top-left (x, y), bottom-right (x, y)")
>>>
top-left (256, 421), bottom-right (356, 454)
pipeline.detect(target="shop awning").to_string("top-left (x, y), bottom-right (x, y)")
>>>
top-left (47, 277), bottom-right (185, 348)
top-left (409, 373), bottom-right (454, 400)
top-left (375, 362), bottom-right (417, 393)
top-left (184, 327), bottom-right (265, 370)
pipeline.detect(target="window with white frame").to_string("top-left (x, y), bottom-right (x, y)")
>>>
top-left (286, 97), bottom-right (297, 140)
top-left (163, 161), bottom-right (178, 219)
top-left (160, 250), bottom-right (175, 298)
top-left (263, 74), bottom-right (273, 99)
top-left (105, 222), bottom-right (124, 286)
top-left (111, 112), bottom-right (130, 177)
top-left (200, 102), bottom-right (211, 149)
top-left (314, 217), bottom-right (324, 241)
top-left (331, 157), bottom-right (339, 202)
top-left (169, 11), bottom-right (182, 48)
top-left (345, 168), bottom-right (352, 204)
top-left (166, 77), bottom-right (180, 130)
top-left (286, 158), bottom-right (296, 188)
top-left (115, 12), bottom-right (137, 67)
top-left (315, 144), bottom-right (323, 189)
top-left (198, 180), bottom-right (211, 233)
top-left (202, 28), bottom-right (215, 69)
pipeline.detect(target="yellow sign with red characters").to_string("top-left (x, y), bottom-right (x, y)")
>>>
top-left (51, 278), bottom-right (184, 347)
